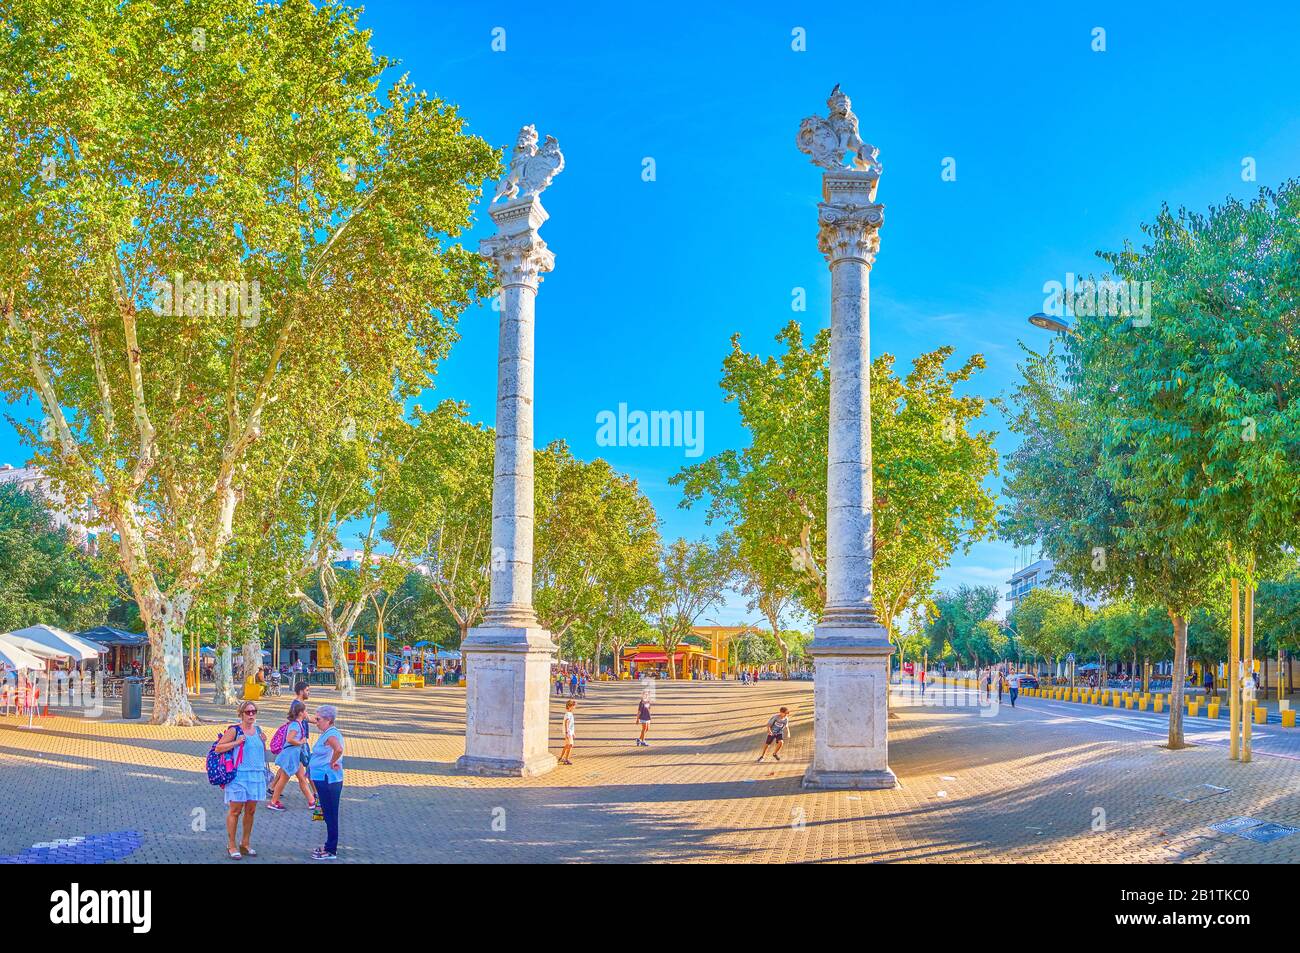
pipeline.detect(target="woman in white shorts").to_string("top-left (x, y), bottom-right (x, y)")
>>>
top-left (213, 700), bottom-right (269, 859)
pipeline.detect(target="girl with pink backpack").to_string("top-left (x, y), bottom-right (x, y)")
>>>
top-left (266, 699), bottom-right (316, 812)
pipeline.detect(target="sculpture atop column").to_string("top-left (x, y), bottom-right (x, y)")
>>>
top-left (797, 87), bottom-right (897, 790)
top-left (457, 125), bottom-right (564, 778)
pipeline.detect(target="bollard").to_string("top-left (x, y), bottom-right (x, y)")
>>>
top-left (1283, 709), bottom-right (1296, 728)
top-left (1206, 703), bottom-right (1220, 719)
top-left (1188, 699), bottom-right (1200, 717)
top-left (1125, 696), bottom-right (1134, 709)
top-left (1138, 697), bottom-right (1148, 711)
top-left (1255, 707), bottom-right (1267, 725)
top-left (1154, 695), bottom-right (1165, 713)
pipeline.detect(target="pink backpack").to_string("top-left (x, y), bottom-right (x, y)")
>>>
top-left (269, 721), bottom-right (291, 755)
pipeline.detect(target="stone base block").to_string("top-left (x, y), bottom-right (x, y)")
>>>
top-left (803, 623), bottom-right (896, 790)
top-left (456, 752), bottom-right (557, 778)
top-left (459, 623), bottom-right (557, 778)
top-left (802, 766), bottom-right (898, 790)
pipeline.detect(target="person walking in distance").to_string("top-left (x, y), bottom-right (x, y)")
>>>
top-left (635, 693), bottom-right (652, 747)
top-left (1008, 675), bottom-right (1019, 708)
top-left (757, 707), bottom-right (792, 762)
top-left (558, 698), bottom-right (576, 764)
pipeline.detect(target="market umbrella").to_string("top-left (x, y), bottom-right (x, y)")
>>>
top-left (0, 637), bottom-right (46, 671)
top-left (2, 624), bottom-right (104, 662)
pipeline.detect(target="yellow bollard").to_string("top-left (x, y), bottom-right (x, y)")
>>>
top-left (1154, 695), bottom-right (1165, 713)
top-left (1255, 707), bottom-right (1267, 725)
top-left (1207, 703), bottom-right (1220, 719)
top-left (1283, 709), bottom-right (1296, 728)
top-left (1125, 696), bottom-right (1134, 709)
top-left (1188, 699), bottom-right (1200, 717)
top-left (1138, 697), bottom-right (1148, 711)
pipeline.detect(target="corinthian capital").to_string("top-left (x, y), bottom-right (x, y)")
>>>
top-left (480, 231), bottom-right (554, 289)
top-left (817, 202), bottom-right (884, 265)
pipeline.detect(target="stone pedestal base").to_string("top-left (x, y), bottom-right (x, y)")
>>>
top-left (457, 624), bottom-right (557, 777)
top-left (802, 624), bottom-right (897, 790)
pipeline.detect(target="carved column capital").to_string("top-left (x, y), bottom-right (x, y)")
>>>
top-left (480, 230), bottom-right (554, 291)
top-left (817, 202), bottom-right (884, 266)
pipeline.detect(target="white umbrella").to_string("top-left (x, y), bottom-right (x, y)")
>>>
top-left (1, 624), bottom-right (104, 662)
top-left (0, 637), bottom-right (46, 671)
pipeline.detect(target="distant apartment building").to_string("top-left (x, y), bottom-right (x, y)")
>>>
top-left (1005, 546), bottom-right (1100, 613)
top-left (0, 462), bottom-right (98, 552)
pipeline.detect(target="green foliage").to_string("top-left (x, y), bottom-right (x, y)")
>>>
top-left (925, 585), bottom-right (1001, 665)
top-left (0, 484), bottom-right (112, 631)
top-left (0, 0), bottom-right (498, 721)
top-left (674, 320), bottom-right (998, 638)
top-left (649, 535), bottom-right (738, 676)
top-left (1001, 182), bottom-right (1300, 746)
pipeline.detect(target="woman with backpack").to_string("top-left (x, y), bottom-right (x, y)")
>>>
top-left (266, 699), bottom-right (315, 813)
top-left (309, 704), bottom-right (345, 860)
top-left (213, 700), bottom-right (269, 860)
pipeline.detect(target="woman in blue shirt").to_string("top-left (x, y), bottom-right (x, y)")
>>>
top-left (309, 704), bottom-right (345, 860)
top-left (213, 701), bottom-right (269, 860)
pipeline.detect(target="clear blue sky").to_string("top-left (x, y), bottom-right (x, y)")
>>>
top-left (5, 1), bottom-right (1298, 626)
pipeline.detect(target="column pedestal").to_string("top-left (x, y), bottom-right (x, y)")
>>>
top-left (457, 625), bottom-right (557, 777)
top-left (802, 627), bottom-right (896, 790)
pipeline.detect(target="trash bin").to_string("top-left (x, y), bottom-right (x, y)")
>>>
top-left (122, 677), bottom-right (144, 719)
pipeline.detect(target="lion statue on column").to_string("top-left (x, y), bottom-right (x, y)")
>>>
top-left (492, 124), bottom-right (566, 203)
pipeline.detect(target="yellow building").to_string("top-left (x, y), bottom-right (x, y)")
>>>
top-left (619, 626), bottom-right (757, 679)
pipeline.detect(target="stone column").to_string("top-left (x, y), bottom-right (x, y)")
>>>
top-left (796, 88), bottom-right (896, 790)
top-left (458, 128), bottom-right (564, 777)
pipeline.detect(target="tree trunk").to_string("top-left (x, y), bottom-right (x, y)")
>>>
top-left (1167, 611), bottom-right (1188, 749)
top-left (139, 591), bottom-right (199, 726)
top-left (237, 607), bottom-right (262, 697)
top-left (324, 622), bottom-right (357, 700)
top-left (212, 627), bottom-right (237, 707)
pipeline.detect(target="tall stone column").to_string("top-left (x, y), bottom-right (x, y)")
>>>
top-left (458, 125), bottom-right (564, 778)
top-left (796, 86), bottom-right (896, 790)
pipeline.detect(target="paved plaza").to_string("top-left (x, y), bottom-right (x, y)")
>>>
top-left (3, 679), bottom-right (1300, 863)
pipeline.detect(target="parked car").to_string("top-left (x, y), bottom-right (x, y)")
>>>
top-left (1007, 673), bottom-right (1039, 689)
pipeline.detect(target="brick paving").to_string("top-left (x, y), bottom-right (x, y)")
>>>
top-left (2, 678), bottom-right (1300, 863)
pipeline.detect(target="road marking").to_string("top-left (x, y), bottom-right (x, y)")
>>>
top-left (1019, 697), bottom-right (1300, 760)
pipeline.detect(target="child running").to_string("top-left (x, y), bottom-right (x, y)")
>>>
top-left (757, 707), bottom-right (792, 762)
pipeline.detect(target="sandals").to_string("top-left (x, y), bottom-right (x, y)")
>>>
top-left (266, 801), bottom-right (286, 812)
top-left (240, 846), bottom-right (257, 857)
top-left (227, 849), bottom-right (242, 860)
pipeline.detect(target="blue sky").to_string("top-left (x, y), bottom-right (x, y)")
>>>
top-left (5, 1), bottom-right (1299, 626)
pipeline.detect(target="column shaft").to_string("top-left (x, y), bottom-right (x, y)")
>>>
top-left (486, 281), bottom-right (538, 626)
top-left (823, 252), bottom-right (876, 624)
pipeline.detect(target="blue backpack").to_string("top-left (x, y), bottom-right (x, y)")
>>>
top-left (206, 724), bottom-right (244, 787)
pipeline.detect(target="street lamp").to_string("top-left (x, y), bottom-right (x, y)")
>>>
top-left (1027, 312), bottom-right (1073, 334)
